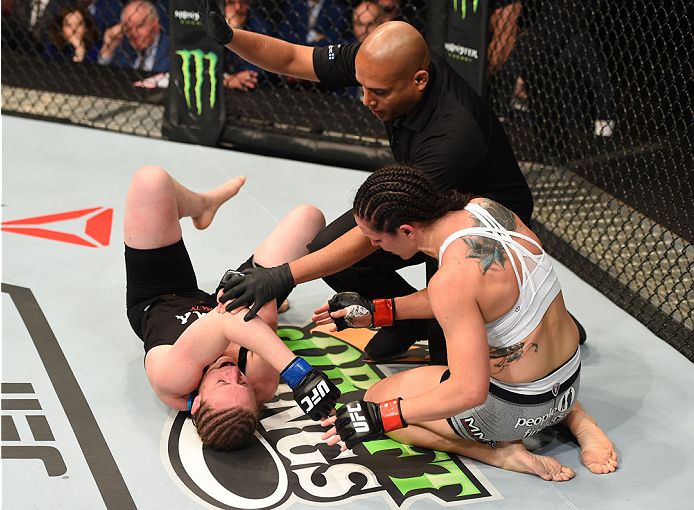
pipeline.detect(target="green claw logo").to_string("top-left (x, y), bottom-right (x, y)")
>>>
top-left (176, 49), bottom-right (218, 115)
top-left (453, 0), bottom-right (479, 19)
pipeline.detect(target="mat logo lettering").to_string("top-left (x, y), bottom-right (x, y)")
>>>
top-left (2, 284), bottom-right (136, 507)
top-left (176, 49), bottom-right (218, 115)
top-left (163, 324), bottom-right (497, 509)
top-left (1, 383), bottom-right (67, 477)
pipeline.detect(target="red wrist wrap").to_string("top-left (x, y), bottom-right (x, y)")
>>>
top-left (372, 298), bottom-right (395, 328)
top-left (380, 397), bottom-right (407, 432)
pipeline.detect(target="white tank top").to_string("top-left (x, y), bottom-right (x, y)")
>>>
top-left (438, 203), bottom-right (561, 348)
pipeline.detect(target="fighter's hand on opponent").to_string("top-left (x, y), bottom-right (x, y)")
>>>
top-left (312, 292), bottom-right (395, 331)
top-left (320, 398), bottom-right (408, 451)
top-left (218, 263), bottom-right (294, 321)
top-left (196, 0), bottom-right (234, 45)
top-left (280, 357), bottom-right (340, 420)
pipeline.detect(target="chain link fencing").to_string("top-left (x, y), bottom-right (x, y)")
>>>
top-left (2, 0), bottom-right (691, 359)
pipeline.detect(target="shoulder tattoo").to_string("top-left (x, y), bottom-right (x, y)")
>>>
top-left (479, 199), bottom-right (516, 230)
top-left (464, 199), bottom-right (517, 275)
top-left (464, 236), bottom-right (506, 275)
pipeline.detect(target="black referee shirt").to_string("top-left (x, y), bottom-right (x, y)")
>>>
top-left (313, 43), bottom-right (534, 224)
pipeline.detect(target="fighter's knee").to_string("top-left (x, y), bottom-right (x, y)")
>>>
top-left (135, 165), bottom-right (166, 178)
top-left (364, 381), bottom-right (386, 402)
top-left (292, 204), bottom-right (325, 231)
top-left (132, 166), bottom-right (168, 190)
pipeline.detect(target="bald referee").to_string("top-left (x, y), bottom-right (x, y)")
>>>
top-left (195, 0), bottom-right (583, 363)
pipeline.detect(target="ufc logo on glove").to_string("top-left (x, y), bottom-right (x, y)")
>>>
top-left (300, 380), bottom-right (331, 413)
top-left (346, 402), bottom-right (371, 433)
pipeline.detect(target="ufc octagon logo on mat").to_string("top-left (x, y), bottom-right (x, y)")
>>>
top-left (161, 324), bottom-right (501, 509)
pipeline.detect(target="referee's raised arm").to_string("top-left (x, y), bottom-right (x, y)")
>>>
top-left (195, 0), bottom-right (318, 81)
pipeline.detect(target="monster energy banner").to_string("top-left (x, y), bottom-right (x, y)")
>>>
top-left (163, 0), bottom-right (225, 146)
top-left (444, 0), bottom-right (490, 94)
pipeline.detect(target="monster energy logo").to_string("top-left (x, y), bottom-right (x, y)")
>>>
top-left (453, 0), bottom-right (479, 19)
top-left (175, 49), bottom-right (218, 115)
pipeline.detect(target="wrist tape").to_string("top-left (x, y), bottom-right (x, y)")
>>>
top-left (380, 397), bottom-right (408, 432)
top-left (372, 298), bottom-right (395, 328)
top-left (280, 357), bottom-right (312, 389)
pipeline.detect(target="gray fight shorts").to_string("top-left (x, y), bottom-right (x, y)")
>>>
top-left (443, 347), bottom-right (581, 447)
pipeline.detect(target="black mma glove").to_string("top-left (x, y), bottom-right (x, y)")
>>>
top-left (196, 0), bottom-right (234, 45)
top-left (327, 292), bottom-right (395, 331)
top-left (219, 263), bottom-right (294, 321)
top-left (334, 398), bottom-right (408, 449)
top-left (281, 357), bottom-right (340, 420)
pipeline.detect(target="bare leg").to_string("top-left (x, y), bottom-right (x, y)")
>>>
top-left (253, 204), bottom-right (326, 267)
top-left (251, 204), bottom-right (326, 328)
top-left (561, 401), bottom-right (618, 474)
top-left (365, 366), bottom-right (575, 481)
top-left (124, 165), bottom-right (245, 250)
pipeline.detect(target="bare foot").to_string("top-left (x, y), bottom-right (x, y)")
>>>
top-left (495, 441), bottom-right (575, 481)
top-left (562, 401), bottom-right (618, 474)
top-left (192, 175), bottom-right (246, 230)
top-left (573, 417), bottom-right (618, 474)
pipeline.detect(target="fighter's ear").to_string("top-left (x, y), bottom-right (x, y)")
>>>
top-left (399, 224), bottom-right (416, 238)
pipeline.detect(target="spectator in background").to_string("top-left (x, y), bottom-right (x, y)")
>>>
top-left (378, 0), bottom-right (398, 22)
top-left (378, 0), bottom-right (424, 33)
top-left (2, 0), bottom-right (69, 52)
top-left (98, 0), bottom-right (169, 72)
top-left (486, 1), bottom-right (522, 79)
top-left (486, 0), bottom-right (617, 137)
top-left (279, 0), bottom-right (349, 46)
top-left (86, 0), bottom-right (123, 34)
top-left (45, 3), bottom-right (101, 62)
top-left (223, 0), bottom-right (274, 91)
top-left (87, 0), bottom-right (168, 35)
top-left (351, 0), bottom-right (384, 43)
top-left (342, 1), bottom-right (384, 99)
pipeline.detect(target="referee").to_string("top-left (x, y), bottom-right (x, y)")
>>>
top-left (196, 0), bottom-right (556, 364)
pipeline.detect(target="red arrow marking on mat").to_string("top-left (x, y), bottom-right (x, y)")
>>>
top-left (2, 208), bottom-right (113, 247)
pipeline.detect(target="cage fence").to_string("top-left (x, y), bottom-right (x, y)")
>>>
top-left (2, 0), bottom-right (691, 358)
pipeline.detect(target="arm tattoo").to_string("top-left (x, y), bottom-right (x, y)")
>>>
top-left (464, 200), bottom-right (518, 275)
top-left (489, 341), bottom-right (539, 374)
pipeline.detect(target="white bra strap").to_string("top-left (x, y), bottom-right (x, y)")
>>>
top-left (440, 205), bottom-right (523, 288)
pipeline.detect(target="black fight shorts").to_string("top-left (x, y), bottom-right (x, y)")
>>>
top-left (125, 239), bottom-right (200, 338)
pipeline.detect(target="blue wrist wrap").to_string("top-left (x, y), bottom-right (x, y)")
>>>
top-left (280, 357), bottom-right (312, 389)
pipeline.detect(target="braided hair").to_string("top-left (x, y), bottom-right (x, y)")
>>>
top-left (353, 165), bottom-right (473, 233)
top-left (193, 402), bottom-right (259, 451)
